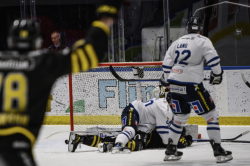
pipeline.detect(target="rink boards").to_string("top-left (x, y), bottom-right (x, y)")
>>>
top-left (43, 67), bottom-right (250, 125)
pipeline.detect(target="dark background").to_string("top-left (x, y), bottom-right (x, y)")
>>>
top-left (0, 0), bottom-right (249, 66)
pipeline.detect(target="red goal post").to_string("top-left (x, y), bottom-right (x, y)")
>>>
top-left (69, 62), bottom-right (163, 131)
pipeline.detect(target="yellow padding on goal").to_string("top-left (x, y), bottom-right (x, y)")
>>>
top-left (43, 115), bottom-right (121, 125)
top-left (43, 116), bottom-right (250, 125)
top-left (187, 116), bottom-right (250, 125)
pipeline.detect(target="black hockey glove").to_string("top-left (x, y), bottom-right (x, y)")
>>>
top-left (184, 135), bottom-right (193, 147)
top-left (209, 70), bottom-right (224, 85)
top-left (160, 73), bottom-right (169, 87)
top-left (97, 0), bottom-right (124, 19)
top-left (134, 132), bottom-right (149, 148)
top-left (98, 142), bottom-right (114, 153)
top-left (177, 136), bottom-right (187, 148)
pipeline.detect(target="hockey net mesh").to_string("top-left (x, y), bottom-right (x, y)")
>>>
top-left (70, 63), bottom-right (163, 131)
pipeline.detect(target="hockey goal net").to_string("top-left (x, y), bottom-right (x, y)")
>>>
top-left (69, 62), bottom-right (163, 131)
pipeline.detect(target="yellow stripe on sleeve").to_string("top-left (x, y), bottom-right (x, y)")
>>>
top-left (91, 21), bottom-right (110, 36)
top-left (90, 135), bottom-right (97, 147)
top-left (71, 53), bottom-right (80, 73)
top-left (0, 127), bottom-right (36, 148)
top-left (72, 39), bottom-right (85, 51)
top-left (76, 48), bottom-right (89, 71)
top-left (95, 136), bottom-right (101, 147)
top-left (85, 44), bottom-right (99, 68)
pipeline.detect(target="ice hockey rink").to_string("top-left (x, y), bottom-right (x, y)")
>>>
top-left (34, 125), bottom-right (250, 166)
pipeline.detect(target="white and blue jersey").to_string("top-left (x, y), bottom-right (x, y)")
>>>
top-left (162, 33), bottom-right (222, 85)
top-left (129, 98), bottom-right (172, 145)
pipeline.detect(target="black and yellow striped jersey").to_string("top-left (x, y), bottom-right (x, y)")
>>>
top-left (0, 20), bottom-right (109, 149)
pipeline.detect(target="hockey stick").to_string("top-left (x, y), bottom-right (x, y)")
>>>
top-left (109, 65), bottom-right (210, 82)
top-left (109, 65), bottom-right (160, 81)
top-left (193, 130), bottom-right (250, 143)
top-left (241, 73), bottom-right (250, 88)
top-left (193, 139), bottom-right (250, 143)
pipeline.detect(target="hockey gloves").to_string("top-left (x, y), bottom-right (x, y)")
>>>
top-left (209, 70), bottom-right (224, 85)
top-left (160, 73), bottom-right (170, 87)
top-left (98, 142), bottom-right (114, 153)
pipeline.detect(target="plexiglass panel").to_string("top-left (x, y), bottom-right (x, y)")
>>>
top-left (1, 0), bottom-right (250, 66)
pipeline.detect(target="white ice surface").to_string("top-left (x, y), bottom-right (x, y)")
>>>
top-left (34, 125), bottom-right (250, 166)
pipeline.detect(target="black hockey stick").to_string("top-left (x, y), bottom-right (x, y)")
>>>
top-left (109, 65), bottom-right (160, 81)
top-left (109, 65), bottom-right (210, 82)
top-left (193, 139), bottom-right (250, 143)
top-left (241, 73), bottom-right (250, 88)
top-left (193, 130), bottom-right (250, 143)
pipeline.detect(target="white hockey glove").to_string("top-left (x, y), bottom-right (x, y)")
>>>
top-left (209, 70), bottom-right (224, 85)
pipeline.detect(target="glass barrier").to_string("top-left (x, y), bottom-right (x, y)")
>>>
top-left (0, 0), bottom-right (249, 66)
top-left (169, 0), bottom-right (250, 66)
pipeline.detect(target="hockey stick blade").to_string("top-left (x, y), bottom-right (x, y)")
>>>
top-left (109, 65), bottom-right (160, 81)
top-left (241, 73), bottom-right (250, 88)
top-left (109, 65), bottom-right (209, 82)
top-left (223, 130), bottom-right (250, 141)
top-left (193, 130), bottom-right (250, 142)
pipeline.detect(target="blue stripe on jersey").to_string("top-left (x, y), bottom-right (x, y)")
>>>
top-left (158, 131), bottom-right (169, 134)
top-left (156, 126), bottom-right (169, 129)
top-left (208, 122), bottom-right (219, 125)
top-left (172, 122), bottom-right (182, 129)
top-left (207, 127), bottom-right (220, 130)
top-left (168, 79), bottom-right (198, 85)
top-left (124, 130), bottom-right (131, 137)
top-left (206, 57), bottom-right (219, 65)
top-left (209, 62), bottom-right (220, 68)
top-left (170, 127), bottom-right (182, 134)
top-left (162, 65), bottom-right (172, 69)
top-left (121, 131), bottom-right (130, 139)
top-left (164, 71), bottom-right (170, 73)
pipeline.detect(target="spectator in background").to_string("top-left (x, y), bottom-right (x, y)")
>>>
top-left (48, 31), bottom-right (67, 53)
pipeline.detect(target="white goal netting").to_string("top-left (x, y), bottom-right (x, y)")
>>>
top-left (69, 63), bottom-right (163, 131)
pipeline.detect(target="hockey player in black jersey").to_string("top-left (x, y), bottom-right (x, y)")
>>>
top-left (0, 1), bottom-right (123, 165)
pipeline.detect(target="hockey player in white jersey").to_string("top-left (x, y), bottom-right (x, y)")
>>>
top-left (111, 85), bottom-right (173, 154)
top-left (162, 16), bottom-right (232, 163)
top-left (68, 86), bottom-right (193, 153)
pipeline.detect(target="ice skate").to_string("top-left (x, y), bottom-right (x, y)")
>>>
top-left (68, 133), bottom-right (83, 152)
top-left (164, 138), bottom-right (183, 161)
top-left (111, 143), bottom-right (131, 154)
top-left (210, 140), bottom-right (233, 163)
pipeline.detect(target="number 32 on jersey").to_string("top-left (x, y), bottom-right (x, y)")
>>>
top-left (0, 72), bottom-right (28, 113)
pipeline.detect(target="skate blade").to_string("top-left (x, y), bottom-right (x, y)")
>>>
top-left (164, 155), bottom-right (182, 161)
top-left (111, 149), bottom-right (131, 154)
top-left (216, 155), bottom-right (233, 163)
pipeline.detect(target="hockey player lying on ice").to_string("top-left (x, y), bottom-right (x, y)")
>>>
top-left (68, 85), bottom-right (193, 153)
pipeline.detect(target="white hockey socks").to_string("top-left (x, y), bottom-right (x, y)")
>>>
top-left (169, 114), bottom-right (189, 145)
top-left (202, 109), bottom-right (221, 143)
top-left (115, 126), bottom-right (135, 146)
